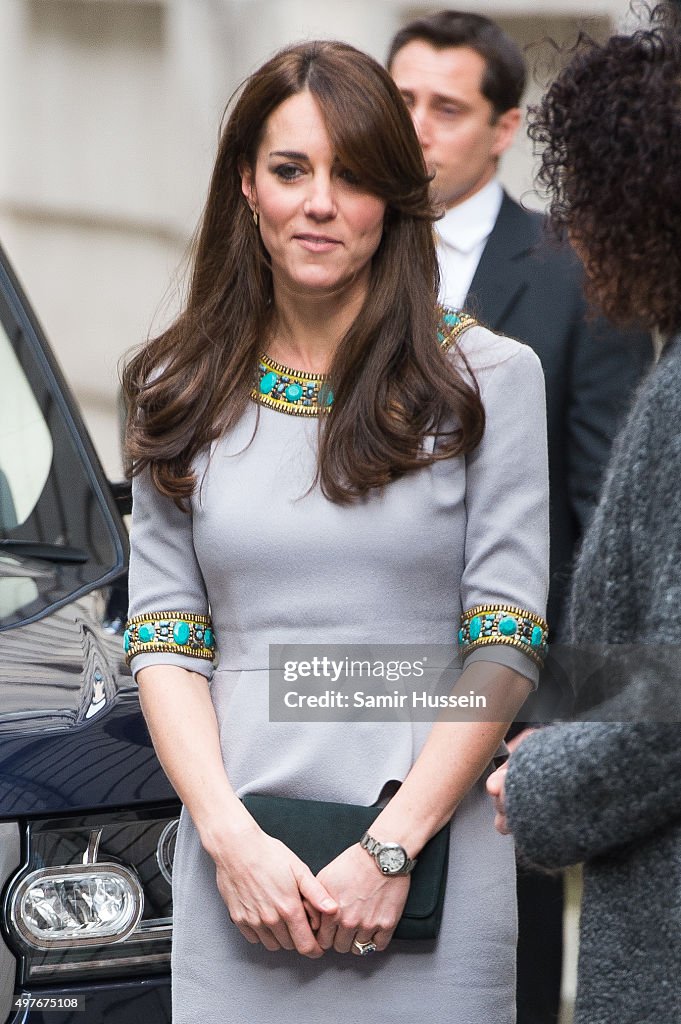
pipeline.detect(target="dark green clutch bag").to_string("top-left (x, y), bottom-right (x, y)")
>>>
top-left (242, 793), bottom-right (451, 941)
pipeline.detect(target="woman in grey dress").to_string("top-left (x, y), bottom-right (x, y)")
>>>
top-left (123, 40), bottom-right (549, 1024)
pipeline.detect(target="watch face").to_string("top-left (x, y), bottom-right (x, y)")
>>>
top-left (377, 845), bottom-right (407, 874)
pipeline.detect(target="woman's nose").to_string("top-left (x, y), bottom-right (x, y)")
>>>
top-left (303, 176), bottom-right (337, 219)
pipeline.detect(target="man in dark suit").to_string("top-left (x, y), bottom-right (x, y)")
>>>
top-left (388, 11), bottom-right (650, 1024)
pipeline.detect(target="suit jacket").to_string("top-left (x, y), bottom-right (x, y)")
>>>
top-left (465, 192), bottom-right (651, 641)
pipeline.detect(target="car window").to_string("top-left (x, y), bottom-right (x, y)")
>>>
top-left (0, 326), bottom-right (54, 529)
top-left (0, 246), bottom-right (128, 629)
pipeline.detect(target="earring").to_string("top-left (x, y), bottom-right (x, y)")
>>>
top-left (252, 208), bottom-right (259, 227)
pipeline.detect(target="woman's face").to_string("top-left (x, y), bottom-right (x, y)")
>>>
top-left (241, 90), bottom-right (386, 300)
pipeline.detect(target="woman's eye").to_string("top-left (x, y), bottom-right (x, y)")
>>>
top-left (339, 168), bottom-right (361, 186)
top-left (273, 164), bottom-right (303, 181)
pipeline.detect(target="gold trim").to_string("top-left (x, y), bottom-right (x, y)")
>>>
top-left (126, 611), bottom-right (212, 626)
top-left (257, 354), bottom-right (330, 383)
top-left (461, 603), bottom-right (548, 631)
top-left (126, 642), bottom-right (214, 662)
top-left (438, 310), bottom-right (478, 354)
top-left (250, 388), bottom-right (330, 417)
top-left (461, 635), bottom-right (545, 668)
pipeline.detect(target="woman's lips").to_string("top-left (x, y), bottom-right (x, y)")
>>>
top-left (294, 234), bottom-right (342, 252)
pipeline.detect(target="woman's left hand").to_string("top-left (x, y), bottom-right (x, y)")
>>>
top-left (310, 844), bottom-right (410, 954)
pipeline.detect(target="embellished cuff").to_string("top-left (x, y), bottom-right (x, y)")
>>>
top-left (458, 605), bottom-right (549, 669)
top-left (124, 612), bottom-right (215, 666)
top-left (437, 307), bottom-right (477, 353)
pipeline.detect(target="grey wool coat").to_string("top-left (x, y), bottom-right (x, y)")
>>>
top-left (504, 332), bottom-right (681, 1024)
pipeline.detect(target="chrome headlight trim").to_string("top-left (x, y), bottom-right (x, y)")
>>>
top-left (8, 862), bottom-right (144, 950)
top-left (155, 817), bottom-right (179, 886)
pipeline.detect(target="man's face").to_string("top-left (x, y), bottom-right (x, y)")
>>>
top-left (390, 41), bottom-right (520, 209)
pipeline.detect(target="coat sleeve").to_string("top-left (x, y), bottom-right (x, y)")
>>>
top-left (456, 330), bottom-right (550, 687)
top-left (504, 722), bottom-right (681, 868)
top-left (126, 466), bottom-right (214, 680)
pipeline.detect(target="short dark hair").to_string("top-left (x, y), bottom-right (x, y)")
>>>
top-left (387, 10), bottom-right (526, 115)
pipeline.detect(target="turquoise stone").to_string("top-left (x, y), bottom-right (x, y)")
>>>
top-left (285, 383), bottom-right (303, 402)
top-left (458, 628), bottom-right (464, 644)
top-left (173, 620), bottom-right (191, 645)
top-left (138, 623), bottom-right (155, 643)
top-left (499, 616), bottom-right (517, 636)
top-left (531, 625), bottom-right (544, 647)
top-left (469, 616), bottom-right (482, 641)
top-left (123, 629), bottom-right (131, 652)
top-left (260, 372), bottom-right (278, 395)
top-left (325, 390), bottom-right (334, 406)
top-left (205, 629), bottom-right (215, 650)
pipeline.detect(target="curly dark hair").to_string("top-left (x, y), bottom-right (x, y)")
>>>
top-left (529, 8), bottom-right (681, 335)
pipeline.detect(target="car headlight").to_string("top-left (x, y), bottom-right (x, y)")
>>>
top-left (2, 809), bottom-right (178, 982)
top-left (10, 862), bottom-right (143, 949)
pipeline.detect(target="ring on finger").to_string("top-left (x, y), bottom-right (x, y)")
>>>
top-left (352, 939), bottom-right (378, 956)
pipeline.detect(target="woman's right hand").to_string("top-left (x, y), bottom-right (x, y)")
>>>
top-left (212, 828), bottom-right (338, 957)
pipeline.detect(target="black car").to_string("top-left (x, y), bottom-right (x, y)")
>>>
top-left (0, 242), bottom-right (176, 1022)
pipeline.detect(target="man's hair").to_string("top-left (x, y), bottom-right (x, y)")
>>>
top-left (387, 10), bottom-right (526, 115)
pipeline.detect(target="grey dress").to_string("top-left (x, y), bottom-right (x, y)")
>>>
top-left (128, 323), bottom-right (549, 1024)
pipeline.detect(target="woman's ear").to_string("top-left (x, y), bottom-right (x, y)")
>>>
top-left (240, 164), bottom-right (256, 211)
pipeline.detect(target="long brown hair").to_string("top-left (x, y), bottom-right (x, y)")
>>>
top-left (123, 40), bottom-right (484, 506)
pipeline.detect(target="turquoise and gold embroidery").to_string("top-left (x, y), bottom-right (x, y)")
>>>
top-left (124, 612), bottom-right (215, 665)
top-left (252, 355), bottom-right (333, 417)
top-left (437, 308), bottom-right (477, 353)
top-left (458, 604), bottom-right (549, 669)
top-left (250, 307), bottom-right (477, 416)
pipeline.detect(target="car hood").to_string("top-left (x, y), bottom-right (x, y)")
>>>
top-left (0, 587), bottom-right (176, 816)
top-left (0, 589), bottom-right (131, 732)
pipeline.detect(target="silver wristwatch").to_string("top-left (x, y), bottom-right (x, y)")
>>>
top-left (359, 832), bottom-right (417, 876)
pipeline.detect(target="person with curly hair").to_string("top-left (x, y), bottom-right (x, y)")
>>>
top-left (487, 10), bottom-right (681, 1024)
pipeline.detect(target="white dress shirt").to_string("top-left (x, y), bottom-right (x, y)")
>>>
top-left (436, 178), bottom-right (504, 309)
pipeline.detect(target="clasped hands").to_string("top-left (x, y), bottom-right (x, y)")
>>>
top-left (215, 830), bottom-right (409, 959)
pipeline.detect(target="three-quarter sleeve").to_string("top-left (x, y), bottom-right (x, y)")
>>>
top-left (126, 466), bottom-right (215, 680)
top-left (456, 330), bottom-right (550, 686)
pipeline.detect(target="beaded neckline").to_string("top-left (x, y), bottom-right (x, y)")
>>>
top-left (250, 307), bottom-right (476, 417)
top-left (252, 354), bottom-right (334, 417)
